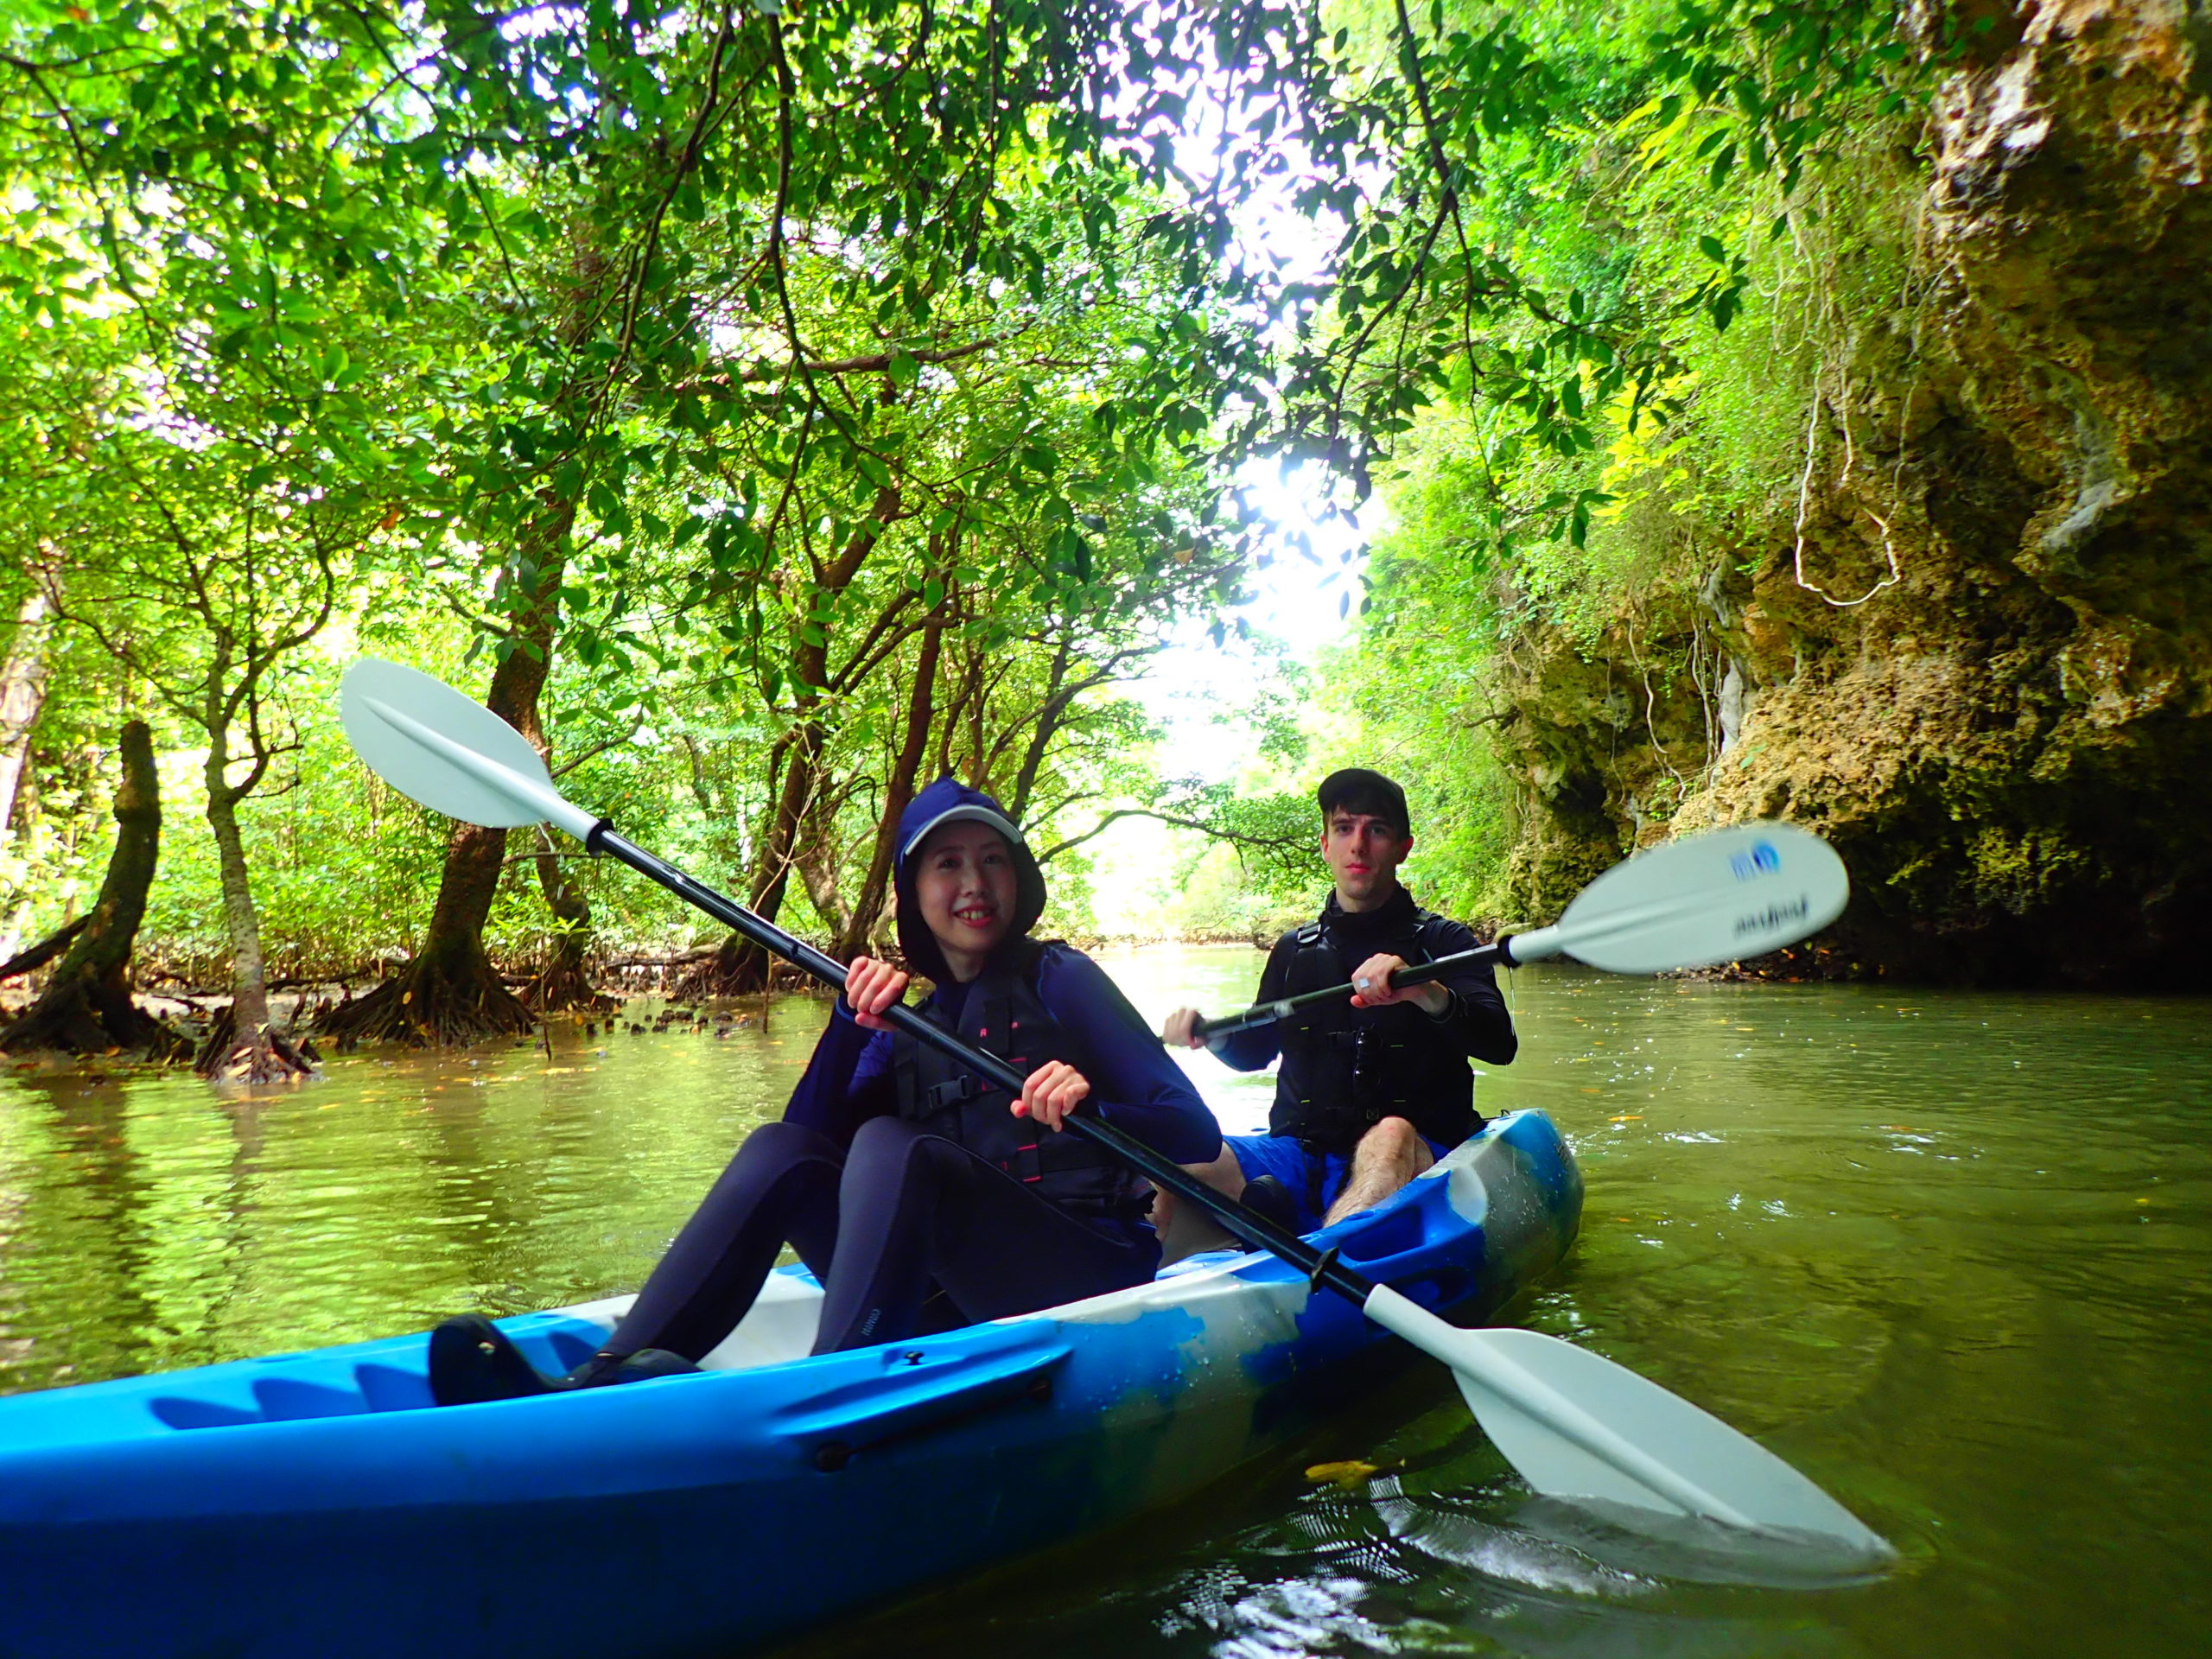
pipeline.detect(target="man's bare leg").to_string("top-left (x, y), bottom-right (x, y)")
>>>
top-left (1151, 1147), bottom-right (1246, 1264)
top-left (1320, 1117), bottom-right (1434, 1226)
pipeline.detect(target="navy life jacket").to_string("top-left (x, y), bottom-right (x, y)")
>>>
top-left (890, 941), bottom-right (1154, 1224)
top-left (1272, 904), bottom-right (1481, 1156)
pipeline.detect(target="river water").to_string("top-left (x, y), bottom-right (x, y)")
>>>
top-left (1, 946), bottom-right (2205, 1657)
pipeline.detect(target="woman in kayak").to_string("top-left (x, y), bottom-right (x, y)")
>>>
top-left (430, 776), bottom-right (1222, 1402)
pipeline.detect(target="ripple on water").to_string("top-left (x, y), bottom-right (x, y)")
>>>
top-left (1372, 1489), bottom-right (1657, 1600)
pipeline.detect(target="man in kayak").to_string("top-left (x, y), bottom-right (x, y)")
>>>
top-left (1156, 768), bottom-right (1517, 1245)
top-left (429, 776), bottom-right (1221, 1401)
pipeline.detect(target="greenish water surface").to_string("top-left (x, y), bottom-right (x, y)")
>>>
top-left (1, 947), bottom-right (2206, 1657)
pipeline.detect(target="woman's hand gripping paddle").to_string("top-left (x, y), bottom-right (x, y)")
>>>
top-left (1192, 823), bottom-right (1851, 1046)
top-left (339, 658), bottom-right (1893, 1565)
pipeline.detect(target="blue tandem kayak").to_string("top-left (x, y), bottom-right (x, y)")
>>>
top-left (0, 1109), bottom-right (1580, 1658)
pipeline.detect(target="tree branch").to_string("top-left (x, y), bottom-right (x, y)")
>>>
top-left (1033, 806), bottom-right (1304, 866)
top-left (666, 337), bottom-right (997, 397)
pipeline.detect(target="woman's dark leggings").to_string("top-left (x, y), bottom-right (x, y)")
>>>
top-left (601, 1117), bottom-right (1160, 1359)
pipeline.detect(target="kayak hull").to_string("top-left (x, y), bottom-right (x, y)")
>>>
top-left (0, 1110), bottom-right (1580, 1658)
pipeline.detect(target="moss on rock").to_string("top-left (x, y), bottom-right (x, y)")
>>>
top-left (1485, 1), bottom-right (2212, 988)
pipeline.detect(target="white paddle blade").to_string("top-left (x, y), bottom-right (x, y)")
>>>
top-left (340, 659), bottom-right (600, 841)
top-left (1546, 821), bottom-right (1848, 975)
top-left (1363, 1287), bottom-right (1891, 1560)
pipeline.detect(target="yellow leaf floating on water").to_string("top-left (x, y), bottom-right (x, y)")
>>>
top-left (1306, 1459), bottom-right (1383, 1490)
top-left (1609, 1114), bottom-right (1643, 1122)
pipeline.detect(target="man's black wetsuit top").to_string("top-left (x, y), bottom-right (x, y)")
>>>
top-left (1212, 887), bottom-right (1517, 1153)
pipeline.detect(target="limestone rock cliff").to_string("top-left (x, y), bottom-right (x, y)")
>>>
top-left (1497, 0), bottom-right (2212, 987)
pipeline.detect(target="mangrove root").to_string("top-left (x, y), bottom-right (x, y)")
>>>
top-left (0, 721), bottom-right (188, 1063)
top-left (672, 935), bottom-right (775, 999)
top-left (194, 1003), bottom-right (320, 1083)
top-left (315, 949), bottom-right (538, 1049)
top-left (0, 976), bottom-right (191, 1062)
top-left (519, 957), bottom-right (620, 1016)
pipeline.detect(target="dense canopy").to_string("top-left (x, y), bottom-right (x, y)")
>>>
top-left (10, 0), bottom-right (2082, 1073)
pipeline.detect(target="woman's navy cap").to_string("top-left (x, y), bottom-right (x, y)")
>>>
top-left (898, 798), bottom-right (1024, 861)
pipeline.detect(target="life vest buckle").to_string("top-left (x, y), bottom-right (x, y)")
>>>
top-left (924, 1076), bottom-right (981, 1111)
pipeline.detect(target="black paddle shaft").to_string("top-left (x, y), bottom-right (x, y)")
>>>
top-left (586, 825), bottom-right (1381, 1308)
top-left (1191, 939), bottom-right (1529, 1045)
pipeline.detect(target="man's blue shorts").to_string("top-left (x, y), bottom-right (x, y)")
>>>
top-left (1224, 1132), bottom-right (1452, 1235)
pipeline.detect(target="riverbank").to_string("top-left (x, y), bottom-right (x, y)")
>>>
top-left (0, 930), bottom-right (1277, 1033)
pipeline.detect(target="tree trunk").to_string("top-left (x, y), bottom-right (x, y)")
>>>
top-left (677, 733), bottom-right (719, 816)
top-left (677, 722), bottom-right (823, 995)
top-left (0, 721), bottom-right (187, 1059)
top-left (680, 484), bottom-right (905, 996)
top-left (195, 749), bottom-right (314, 1082)
top-left (794, 779), bottom-right (854, 945)
top-left (319, 524), bottom-right (569, 1048)
top-left (832, 613), bottom-right (944, 962)
top-left (522, 826), bottom-right (616, 1014)
top-left (1007, 635), bottom-right (1075, 824)
top-left (934, 644), bottom-right (983, 778)
top-left (748, 720), bottom-right (823, 927)
top-left (0, 541), bottom-right (60, 840)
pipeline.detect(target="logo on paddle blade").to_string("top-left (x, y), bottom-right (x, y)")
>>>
top-left (1733, 895), bottom-right (1808, 938)
top-left (1729, 842), bottom-right (1783, 882)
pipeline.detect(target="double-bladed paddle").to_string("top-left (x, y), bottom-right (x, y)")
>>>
top-left (1192, 822), bottom-right (1850, 1046)
top-left (339, 658), bottom-right (1892, 1563)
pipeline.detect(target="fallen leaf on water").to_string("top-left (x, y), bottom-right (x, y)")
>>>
top-left (1306, 1459), bottom-right (1386, 1490)
top-left (1609, 1114), bottom-right (1643, 1122)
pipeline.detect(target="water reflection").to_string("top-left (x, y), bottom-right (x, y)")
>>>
top-left (0, 993), bottom-right (833, 1393)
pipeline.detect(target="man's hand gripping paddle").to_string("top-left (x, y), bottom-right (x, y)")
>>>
top-left (1192, 822), bottom-right (1851, 1046)
top-left (340, 658), bottom-right (1892, 1565)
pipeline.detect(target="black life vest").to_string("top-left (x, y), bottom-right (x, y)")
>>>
top-left (890, 941), bottom-right (1154, 1224)
top-left (1271, 904), bottom-right (1481, 1156)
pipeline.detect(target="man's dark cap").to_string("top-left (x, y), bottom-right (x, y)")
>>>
top-left (1317, 768), bottom-right (1410, 837)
